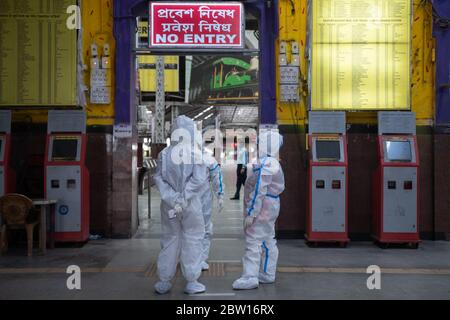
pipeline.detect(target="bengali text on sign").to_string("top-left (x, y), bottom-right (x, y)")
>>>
top-left (149, 2), bottom-right (244, 49)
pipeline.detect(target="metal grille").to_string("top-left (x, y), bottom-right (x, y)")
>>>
top-left (154, 56), bottom-right (165, 144)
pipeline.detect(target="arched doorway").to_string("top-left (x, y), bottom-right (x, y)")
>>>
top-left (113, 0), bottom-right (278, 127)
top-left (111, 0), bottom-right (279, 237)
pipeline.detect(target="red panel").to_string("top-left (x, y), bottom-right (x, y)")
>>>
top-left (45, 134), bottom-right (90, 243)
top-left (372, 136), bottom-right (420, 244)
top-left (1, 134), bottom-right (16, 194)
top-left (305, 134), bottom-right (349, 244)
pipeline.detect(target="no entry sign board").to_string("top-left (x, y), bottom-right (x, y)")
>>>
top-left (149, 2), bottom-right (245, 49)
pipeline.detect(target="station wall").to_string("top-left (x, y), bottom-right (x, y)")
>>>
top-left (275, 0), bottom-right (449, 240)
top-left (4, 0), bottom-right (449, 239)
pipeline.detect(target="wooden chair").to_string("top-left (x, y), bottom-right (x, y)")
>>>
top-left (0, 194), bottom-right (38, 257)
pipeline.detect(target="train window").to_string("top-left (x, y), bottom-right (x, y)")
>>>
top-left (316, 140), bottom-right (341, 161)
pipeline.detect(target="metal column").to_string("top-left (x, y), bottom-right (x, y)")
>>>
top-left (154, 56), bottom-right (165, 144)
top-left (433, 1), bottom-right (450, 126)
top-left (147, 170), bottom-right (152, 219)
top-left (171, 105), bottom-right (180, 124)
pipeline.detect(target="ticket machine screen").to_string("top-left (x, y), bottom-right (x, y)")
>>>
top-left (51, 137), bottom-right (79, 161)
top-left (316, 140), bottom-right (341, 161)
top-left (385, 141), bottom-right (412, 162)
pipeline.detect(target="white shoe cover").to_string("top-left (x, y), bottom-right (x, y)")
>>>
top-left (185, 281), bottom-right (206, 294)
top-left (258, 273), bottom-right (275, 284)
top-left (232, 277), bottom-right (259, 290)
top-left (201, 261), bottom-right (210, 271)
top-left (154, 281), bottom-right (172, 294)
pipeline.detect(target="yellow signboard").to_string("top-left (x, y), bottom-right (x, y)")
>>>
top-left (138, 56), bottom-right (180, 93)
top-left (138, 20), bottom-right (149, 38)
top-left (0, 0), bottom-right (77, 106)
top-left (311, 0), bottom-right (411, 110)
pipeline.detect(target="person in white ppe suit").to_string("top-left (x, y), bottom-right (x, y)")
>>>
top-left (199, 151), bottom-right (225, 271)
top-left (232, 130), bottom-right (285, 290)
top-left (153, 116), bottom-right (208, 295)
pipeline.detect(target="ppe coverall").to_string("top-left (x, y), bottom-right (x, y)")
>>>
top-left (233, 131), bottom-right (285, 290)
top-left (153, 116), bottom-right (208, 295)
top-left (199, 152), bottom-right (225, 270)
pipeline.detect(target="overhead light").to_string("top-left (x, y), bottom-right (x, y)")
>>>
top-left (194, 106), bottom-right (215, 120)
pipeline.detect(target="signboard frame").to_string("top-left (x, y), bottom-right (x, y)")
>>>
top-left (308, 0), bottom-right (413, 112)
top-left (149, 1), bottom-right (246, 51)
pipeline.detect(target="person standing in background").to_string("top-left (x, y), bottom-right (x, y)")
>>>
top-left (200, 150), bottom-right (225, 271)
top-left (231, 142), bottom-right (248, 200)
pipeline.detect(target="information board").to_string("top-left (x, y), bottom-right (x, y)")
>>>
top-left (0, 0), bottom-right (77, 106)
top-left (311, 0), bottom-right (411, 111)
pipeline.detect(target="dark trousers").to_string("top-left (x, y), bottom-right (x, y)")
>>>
top-left (234, 164), bottom-right (247, 198)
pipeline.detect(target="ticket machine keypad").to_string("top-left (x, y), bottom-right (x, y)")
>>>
top-left (316, 180), bottom-right (325, 189)
top-left (404, 181), bottom-right (413, 190)
top-left (67, 180), bottom-right (76, 189)
top-left (332, 180), bottom-right (341, 189)
top-left (387, 180), bottom-right (414, 190)
top-left (51, 180), bottom-right (78, 189)
top-left (315, 180), bottom-right (343, 190)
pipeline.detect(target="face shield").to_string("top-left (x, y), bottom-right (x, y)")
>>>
top-left (169, 115), bottom-right (203, 164)
top-left (170, 115), bottom-right (198, 152)
top-left (258, 130), bottom-right (284, 158)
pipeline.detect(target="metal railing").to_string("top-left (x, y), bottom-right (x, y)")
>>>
top-left (143, 159), bottom-right (157, 220)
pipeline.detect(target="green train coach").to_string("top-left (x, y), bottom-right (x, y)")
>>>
top-left (190, 56), bottom-right (259, 104)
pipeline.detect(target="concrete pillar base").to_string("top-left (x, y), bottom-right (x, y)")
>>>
top-left (111, 135), bottom-right (138, 238)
